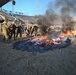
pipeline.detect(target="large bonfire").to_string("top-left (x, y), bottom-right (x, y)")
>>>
top-left (13, 28), bottom-right (73, 53)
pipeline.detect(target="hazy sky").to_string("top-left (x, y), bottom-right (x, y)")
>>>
top-left (2, 0), bottom-right (54, 16)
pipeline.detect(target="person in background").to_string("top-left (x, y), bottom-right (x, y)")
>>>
top-left (16, 23), bottom-right (22, 39)
top-left (2, 21), bottom-right (8, 42)
top-left (7, 24), bottom-right (13, 41)
top-left (22, 24), bottom-right (25, 34)
top-left (65, 37), bottom-right (71, 46)
top-left (33, 25), bottom-right (38, 36)
top-left (11, 22), bottom-right (16, 40)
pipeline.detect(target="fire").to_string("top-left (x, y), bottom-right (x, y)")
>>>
top-left (72, 30), bottom-right (76, 35)
top-left (61, 30), bottom-right (72, 36)
top-left (37, 35), bottom-right (48, 41)
top-left (30, 34), bottom-right (48, 42)
top-left (65, 30), bottom-right (72, 36)
top-left (28, 30), bottom-right (73, 46)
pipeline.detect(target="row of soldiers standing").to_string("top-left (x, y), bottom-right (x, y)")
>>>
top-left (2, 21), bottom-right (40, 42)
top-left (2, 21), bottom-right (22, 42)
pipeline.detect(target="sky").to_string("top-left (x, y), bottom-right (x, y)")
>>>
top-left (2, 0), bottom-right (55, 16)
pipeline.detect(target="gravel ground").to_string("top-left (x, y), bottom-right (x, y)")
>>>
top-left (0, 35), bottom-right (76, 75)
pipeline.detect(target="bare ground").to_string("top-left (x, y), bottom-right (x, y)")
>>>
top-left (0, 35), bottom-right (76, 75)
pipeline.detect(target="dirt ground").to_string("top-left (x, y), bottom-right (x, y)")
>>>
top-left (0, 35), bottom-right (76, 75)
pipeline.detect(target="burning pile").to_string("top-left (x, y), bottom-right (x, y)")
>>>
top-left (13, 32), bottom-right (71, 53)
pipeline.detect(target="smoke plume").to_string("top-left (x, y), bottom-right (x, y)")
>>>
top-left (55, 0), bottom-right (76, 17)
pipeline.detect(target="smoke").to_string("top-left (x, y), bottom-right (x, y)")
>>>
top-left (37, 1), bottom-right (57, 26)
top-left (55, 0), bottom-right (76, 17)
top-left (53, 0), bottom-right (76, 24)
top-left (38, 0), bottom-right (76, 26)
top-left (45, 2), bottom-right (57, 25)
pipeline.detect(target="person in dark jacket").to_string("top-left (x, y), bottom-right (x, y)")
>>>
top-left (7, 24), bottom-right (13, 41)
top-left (16, 24), bottom-right (22, 38)
top-left (11, 22), bottom-right (16, 40)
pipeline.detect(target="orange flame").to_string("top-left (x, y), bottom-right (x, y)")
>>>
top-left (31, 34), bottom-right (48, 42)
top-left (61, 30), bottom-right (72, 36)
top-left (37, 34), bottom-right (48, 41)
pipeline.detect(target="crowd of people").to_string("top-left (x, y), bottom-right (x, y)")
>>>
top-left (2, 21), bottom-right (22, 42)
top-left (1, 21), bottom-right (40, 42)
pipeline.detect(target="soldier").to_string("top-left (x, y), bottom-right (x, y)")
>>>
top-left (11, 22), bottom-right (16, 40)
top-left (2, 21), bottom-right (8, 42)
top-left (16, 23), bottom-right (22, 38)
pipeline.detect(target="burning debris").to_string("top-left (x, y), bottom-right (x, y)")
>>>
top-left (13, 32), bottom-right (72, 53)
